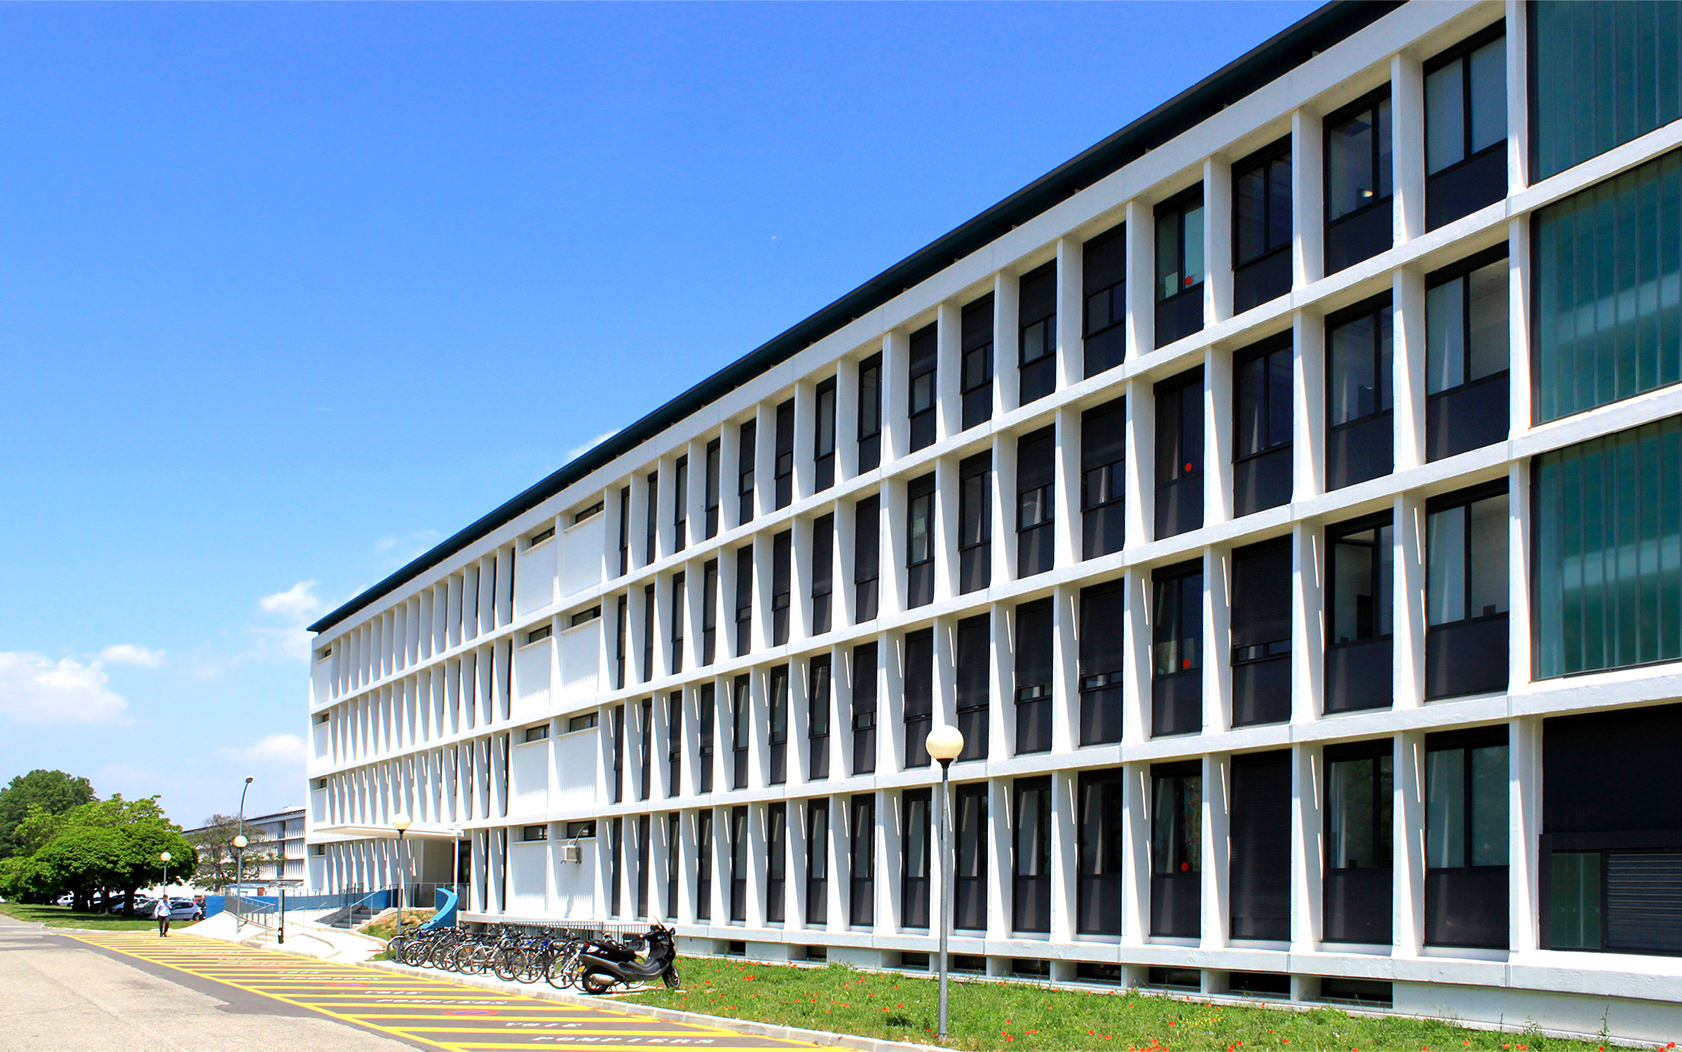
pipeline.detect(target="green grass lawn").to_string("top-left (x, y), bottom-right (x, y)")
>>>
top-left (0, 901), bottom-right (159, 931)
top-left (626, 957), bottom-right (1634, 1052)
top-left (359, 908), bottom-right (436, 942)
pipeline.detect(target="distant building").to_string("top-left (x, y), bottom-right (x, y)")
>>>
top-left (187, 806), bottom-right (307, 890)
top-left (307, 0), bottom-right (1682, 1043)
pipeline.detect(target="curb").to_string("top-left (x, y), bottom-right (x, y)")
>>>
top-left (363, 959), bottom-right (948, 1052)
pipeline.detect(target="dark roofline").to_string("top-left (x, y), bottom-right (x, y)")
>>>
top-left (310, 0), bottom-right (1400, 637)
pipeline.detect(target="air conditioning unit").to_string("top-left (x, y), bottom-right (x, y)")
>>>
top-left (559, 842), bottom-right (583, 864)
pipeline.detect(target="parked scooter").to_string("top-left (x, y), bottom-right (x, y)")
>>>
top-left (576, 924), bottom-right (680, 994)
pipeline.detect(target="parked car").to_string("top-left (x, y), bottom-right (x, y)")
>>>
top-left (56, 893), bottom-right (75, 907)
top-left (166, 898), bottom-right (204, 921)
top-left (110, 896), bottom-right (155, 916)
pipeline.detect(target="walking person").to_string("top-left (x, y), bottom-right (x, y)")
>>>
top-left (153, 896), bottom-right (171, 938)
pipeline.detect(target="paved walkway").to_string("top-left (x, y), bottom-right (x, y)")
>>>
top-left (66, 931), bottom-right (823, 1052)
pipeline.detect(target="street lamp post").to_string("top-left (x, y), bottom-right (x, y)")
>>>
top-left (160, 851), bottom-right (171, 893)
top-left (235, 776), bottom-right (254, 893)
top-left (393, 814), bottom-right (412, 938)
top-left (924, 725), bottom-right (965, 1042)
top-left (231, 834), bottom-right (248, 927)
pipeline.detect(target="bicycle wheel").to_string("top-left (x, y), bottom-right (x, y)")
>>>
top-left (517, 949), bottom-right (545, 984)
top-left (386, 935), bottom-right (408, 962)
top-left (545, 945), bottom-right (581, 989)
top-left (492, 948), bottom-right (524, 983)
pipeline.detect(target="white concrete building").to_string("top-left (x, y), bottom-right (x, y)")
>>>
top-left (307, 0), bottom-right (1682, 1040)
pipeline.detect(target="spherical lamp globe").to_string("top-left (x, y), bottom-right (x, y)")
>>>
top-left (925, 725), bottom-right (965, 763)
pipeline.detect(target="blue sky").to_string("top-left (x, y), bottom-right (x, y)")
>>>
top-left (0, 1), bottom-right (1316, 827)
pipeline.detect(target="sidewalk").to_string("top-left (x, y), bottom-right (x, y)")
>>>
top-left (186, 907), bottom-right (386, 962)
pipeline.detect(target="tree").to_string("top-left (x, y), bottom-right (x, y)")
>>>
top-left (186, 813), bottom-right (275, 890)
top-left (0, 770), bottom-right (95, 859)
top-left (35, 826), bottom-right (123, 909)
top-left (0, 793), bottom-right (195, 909)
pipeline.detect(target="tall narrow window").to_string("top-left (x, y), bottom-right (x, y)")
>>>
top-left (734, 545), bottom-right (753, 658)
top-left (666, 691), bottom-right (682, 797)
top-left (955, 615), bottom-right (990, 762)
top-left (617, 486), bottom-right (630, 577)
top-left (958, 452), bottom-right (991, 593)
top-left (1016, 425), bottom-right (1056, 577)
top-left (806, 799), bottom-right (828, 926)
top-left (704, 438), bottom-right (721, 539)
top-left (638, 698), bottom-right (652, 801)
top-left (1232, 139), bottom-right (1292, 312)
top-left (645, 471), bottom-right (659, 566)
top-left (1012, 777), bottom-right (1052, 933)
top-left (848, 794), bottom-right (874, 927)
top-left (1535, 416), bottom-right (1682, 677)
top-left (1014, 599), bottom-right (1053, 755)
top-left (609, 817), bottom-right (623, 915)
top-left (1083, 222), bottom-right (1127, 377)
top-left (1425, 729), bottom-right (1508, 948)
top-left (1230, 751), bottom-right (1291, 940)
top-left (768, 664), bottom-right (788, 786)
top-left (614, 594), bottom-right (628, 690)
top-left (1531, 2), bottom-right (1682, 179)
top-left (701, 559), bottom-right (718, 666)
top-left (641, 583), bottom-right (655, 682)
top-left (908, 323), bottom-right (938, 452)
top-left (610, 703), bottom-right (625, 804)
top-left (808, 654), bottom-right (831, 780)
top-left (1425, 26), bottom-right (1506, 228)
top-left (1018, 262), bottom-right (1058, 404)
top-left (1324, 89), bottom-right (1393, 274)
top-left (666, 812), bottom-right (680, 918)
top-left (811, 512), bottom-right (834, 636)
top-left (851, 642), bottom-right (878, 776)
top-left (1326, 513), bottom-right (1394, 714)
top-left (1326, 295), bottom-right (1394, 490)
top-left (901, 789), bottom-right (931, 929)
top-left (961, 294), bottom-right (994, 429)
top-left (737, 418), bottom-right (757, 526)
top-left (1151, 560), bottom-right (1203, 737)
top-left (729, 806), bottom-right (748, 922)
top-left (954, 782), bottom-right (988, 929)
top-left (1150, 762), bottom-right (1201, 937)
top-left (1324, 739), bottom-right (1394, 945)
top-left (1426, 250), bottom-right (1509, 460)
top-left (773, 398), bottom-right (795, 510)
top-left (854, 494), bottom-right (880, 623)
top-left (1231, 537), bottom-right (1292, 727)
top-left (695, 812), bottom-right (712, 920)
top-left (669, 572), bottom-right (685, 675)
top-left (903, 628), bottom-right (933, 768)
top-left (1078, 579), bottom-right (1125, 745)
top-left (814, 377), bottom-right (837, 492)
top-left (1233, 336), bottom-right (1293, 516)
top-left (857, 352), bottom-right (883, 472)
top-left (635, 816), bottom-right (650, 918)
top-left (1155, 368), bottom-right (1204, 539)
top-left (906, 473), bottom-right (935, 609)
top-left (698, 684), bottom-right (715, 794)
top-left (673, 455), bottom-right (689, 552)
top-left (731, 674), bottom-right (750, 790)
top-left (1155, 184), bottom-right (1205, 347)
top-left (1081, 396), bottom-right (1126, 558)
top-left (771, 529), bottom-right (791, 646)
top-left (1076, 769), bottom-right (1124, 935)
top-left (766, 802), bottom-right (787, 924)
top-left (1534, 152), bottom-right (1682, 423)
top-left (1426, 485), bottom-right (1509, 699)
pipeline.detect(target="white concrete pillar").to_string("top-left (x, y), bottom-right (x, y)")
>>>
top-left (1290, 743), bottom-right (1323, 951)
top-left (1124, 378), bottom-right (1156, 545)
top-left (755, 402), bottom-right (776, 522)
top-left (1507, 217), bottom-right (1532, 437)
top-left (988, 605), bottom-right (1012, 762)
top-left (1205, 345), bottom-right (1234, 527)
top-left (994, 271), bottom-right (1020, 414)
top-left (1393, 265), bottom-right (1428, 471)
top-left (1510, 717), bottom-right (1543, 954)
top-left (1505, 0), bottom-right (1530, 194)
top-left (1392, 51), bottom-right (1427, 245)
top-left (1204, 546), bottom-right (1232, 735)
top-left (986, 778), bottom-right (1011, 941)
top-left (1292, 309), bottom-right (1326, 501)
top-left (1394, 494), bottom-right (1427, 712)
top-left (1121, 761), bottom-right (1150, 945)
top-left (1201, 751), bottom-right (1231, 951)
top-left (1292, 108), bottom-right (1325, 288)
top-left (794, 380), bottom-right (817, 503)
top-left (937, 300), bottom-right (963, 442)
top-left (1291, 523), bottom-right (1324, 724)
top-left (882, 475), bottom-right (908, 618)
top-left (1050, 584), bottom-right (1079, 754)
top-left (875, 788), bottom-right (897, 931)
top-left (835, 497), bottom-right (858, 630)
top-left (1056, 235), bottom-right (1084, 388)
top-left (933, 457), bottom-right (959, 603)
top-left (1393, 730), bottom-right (1427, 959)
top-left (990, 435), bottom-right (1018, 584)
top-left (882, 631), bottom-right (908, 772)
top-left (933, 616), bottom-right (958, 738)
top-left (882, 329), bottom-right (911, 463)
top-left (1122, 569), bottom-right (1152, 747)
top-left (1124, 200), bottom-right (1156, 358)
top-left (718, 420), bottom-right (742, 533)
top-left (1507, 462), bottom-right (1530, 693)
top-left (1050, 769), bottom-right (1078, 941)
top-left (837, 353), bottom-right (862, 481)
top-left (1205, 157), bottom-right (1235, 325)
top-left (1052, 405), bottom-right (1081, 568)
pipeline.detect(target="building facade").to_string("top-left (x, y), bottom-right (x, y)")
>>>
top-left (187, 806), bottom-right (308, 890)
top-left (306, 0), bottom-right (1682, 1040)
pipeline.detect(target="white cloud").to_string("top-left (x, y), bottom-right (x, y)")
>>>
top-left (259, 580), bottom-right (323, 620)
top-left (218, 732), bottom-right (308, 767)
top-left (98, 644), bottom-right (166, 667)
top-left (0, 651), bottom-right (131, 725)
top-left (564, 430), bottom-right (619, 464)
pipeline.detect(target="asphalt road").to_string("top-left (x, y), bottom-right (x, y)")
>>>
top-left (0, 915), bottom-right (818, 1052)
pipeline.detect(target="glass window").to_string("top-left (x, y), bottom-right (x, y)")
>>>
top-left (1329, 303), bottom-right (1394, 426)
top-left (1427, 257), bottom-right (1508, 394)
top-left (1151, 767), bottom-right (1201, 874)
top-left (1326, 94), bottom-right (1392, 221)
top-left (1156, 188), bottom-right (1205, 300)
top-left (1427, 491), bottom-right (1508, 626)
top-left (1534, 151), bottom-right (1682, 422)
top-left (1019, 264), bottom-right (1057, 364)
top-left (1152, 563), bottom-right (1202, 676)
top-left (1535, 415), bottom-right (1682, 677)
top-left (1330, 518), bottom-right (1393, 645)
top-left (1235, 339), bottom-right (1293, 458)
top-left (1234, 143), bottom-right (1292, 265)
top-left (858, 353), bottom-right (882, 437)
top-left (959, 455), bottom-right (990, 550)
top-left (1083, 225), bottom-right (1127, 335)
top-left (814, 378), bottom-right (836, 460)
top-left (1426, 34), bottom-right (1506, 176)
top-left (1326, 749), bottom-right (1392, 870)
top-left (1426, 739), bottom-right (1508, 869)
top-left (1532, 1), bottom-right (1682, 179)
top-left (907, 476), bottom-right (934, 567)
